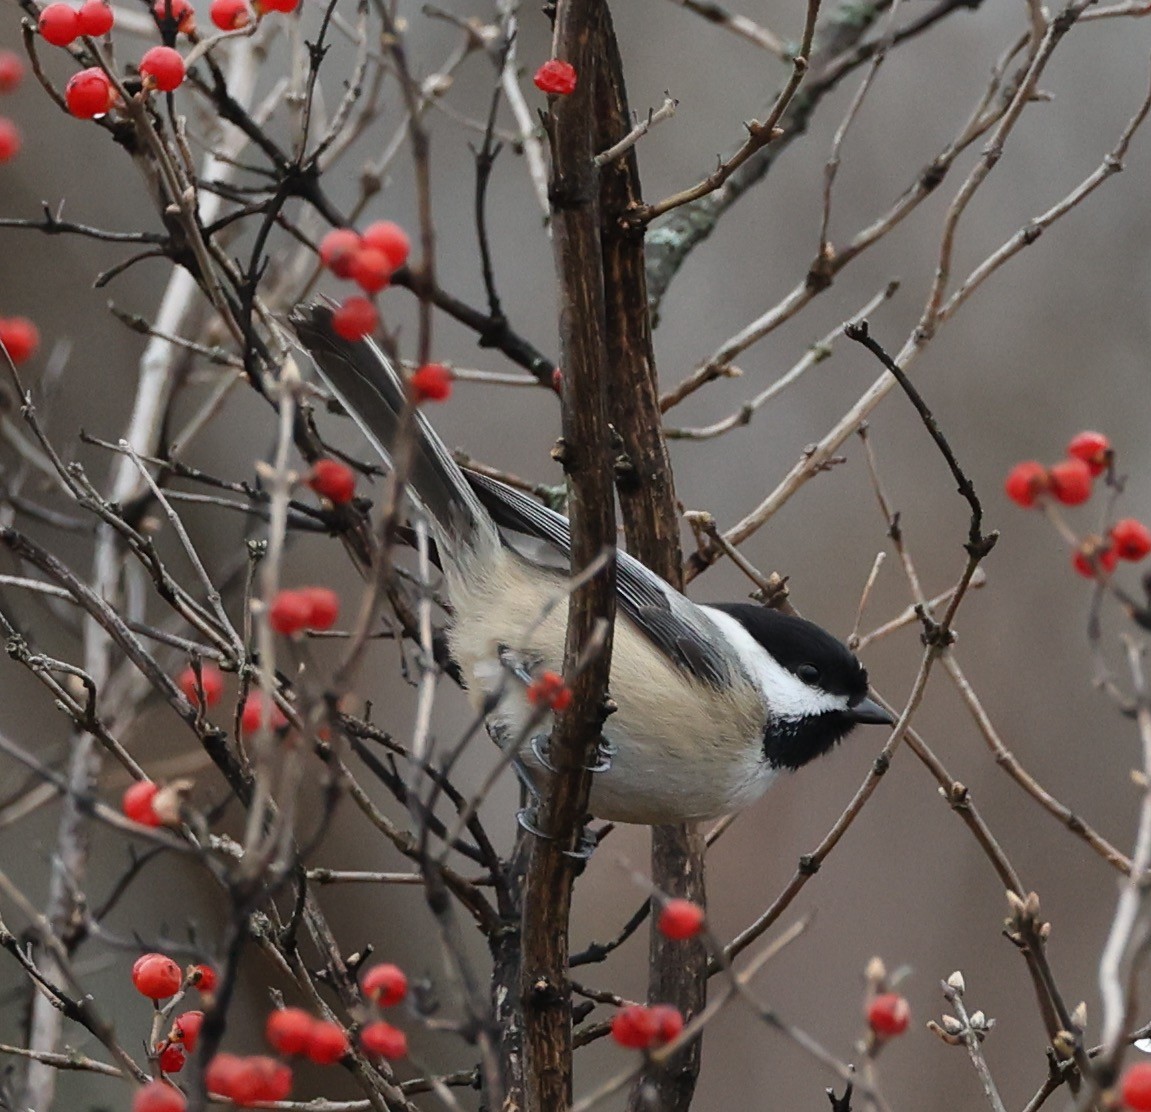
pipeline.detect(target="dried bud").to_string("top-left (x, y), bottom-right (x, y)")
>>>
top-left (864, 956), bottom-right (887, 985)
top-left (152, 779), bottom-right (192, 826)
top-left (926, 1019), bottom-right (964, 1046)
top-left (1006, 890), bottom-right (1027, 917)
top-left (940, 1014), bottom-right (965, 1036)
top-left (969, 1010), bottom-right (987, 1030)
top-left (1051, 1030), bottom-right (1077, 1060)
top-left (946, 971), bottom-right (966, 995)
top-left (1070, 1002), bottom-right (1087, 1031)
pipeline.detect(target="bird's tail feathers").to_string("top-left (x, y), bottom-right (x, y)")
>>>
top-left (290, 303), bottom-right (499, 566)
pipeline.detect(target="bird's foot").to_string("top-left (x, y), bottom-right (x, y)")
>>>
top-left (515, 804), bottom-right (598, 862)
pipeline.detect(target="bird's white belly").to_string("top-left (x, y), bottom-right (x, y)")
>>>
top-left (448, 555), bottom-right (774, 824)
top-left (472, 659), bottom-right (776, 824)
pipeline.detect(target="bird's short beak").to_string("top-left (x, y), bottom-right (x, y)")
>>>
top-left (847, 695), bottom-right (895, 725)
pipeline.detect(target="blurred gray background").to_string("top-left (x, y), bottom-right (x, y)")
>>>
top-left (2, 0), bottom-right (1151, 1108)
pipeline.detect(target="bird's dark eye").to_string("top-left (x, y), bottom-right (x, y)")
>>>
top-left (797, 663), bottom-right (821, 684)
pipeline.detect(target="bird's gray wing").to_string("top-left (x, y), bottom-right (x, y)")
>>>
top-left (465, 470), bottom-right (730, 687)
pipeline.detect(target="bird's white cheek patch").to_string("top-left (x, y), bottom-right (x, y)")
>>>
top-left (700, 607), bottom-right (849, 720)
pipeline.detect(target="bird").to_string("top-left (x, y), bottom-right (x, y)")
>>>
top-left (291, 304), bottom-right (894, 826)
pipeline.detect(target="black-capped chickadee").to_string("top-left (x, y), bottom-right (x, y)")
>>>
top-left (292, 305), bottom-right (893, 825)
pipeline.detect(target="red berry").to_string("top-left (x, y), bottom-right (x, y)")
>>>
top-left (233, 1056), bottom-right (292, 1105)
top-left (306, 458), bottom-right (356, 504)
top-left (177, 662), bottom-right (225, 707)
top-left (152, 0), bottom-right (195, 33)
top-left (269, 589), bottom-right (312, 635)
top-left (39, 3), bottom-right (81, 46)
top-left (526, 671), bottom-right (571, 712)
top-left (1067, 430), bottom-right (1112, 477)
top-left (76, 0), bottom-right (114, 36)
top-left (132, 953), bottom-right (183, 1000)
top-left (657, 898), bottom-right (705, 941)
top-left (1122, 1062), bottom-right (1151, 1110)
top-left (318, 228), bottom-right (362, 278)
top-left (159, 1043), bottom-right (186, 1073)
top-left (208, 1055), bottom-right (294, 1107)
top-left (0, 51), bottom-right (26, 93)
top-left (305, 1019), bottom-right (349, 1065)
top-left (209, 0), bottom-right (250, 28)
top-left (1111, 519), bottom-right (1151, 562)
top-left (1048, 458), bottom-right (1094, 506)
top-left (190, 963), bottom-right (218, 994)
top-left (410, 362), bottom-right (453, 403)
top-left (361, 221), bottom-right (410, 270)
top-left (349, 246), bottom-right (393, 294)
top-left (867, 992), bottom-right (910, 1037)
top-left (611, 1005), bottom-right (658, 1050)
top-left (299, 587), bottom-right (339, 631)
top-left (205, 1053), bottom-right (243, 1098)
top-left (360, 1020), bottom-right (408, 1059)
top-left (649, 1004), bottom-right (684, 1045)
top-left (140, 46), bottom-right (185, 92)
top-left (533, 59), bottom-right (577, 96)
top-left (332, 297), bottom-right (378, 341)
top-left (133, 1080), bottom-right (187, 1112)
top-left (1073, 543), bottom-right (1119, 579)
top-left (171, 1010), bottom-right (204, 1051)
top-left (123, 781), bottom-right (161, 826)
top-left (255, 0), bottom-right (300, 12)
top-left (0, 118), bottom-right (21, 162)
top-left (252, 1057), bottom-right (292, 1103)
top-left (362, 962), bottom-right (408, 1007)
top-left (266, 1007), bottom-right (315, 1056)
top-left (64, 68), bottom-right (114, 119)
top-left (551, 367), bottom-right (563, 393)
top-left (239, 692), bottom-right (288, 734)
top-left (1004, 461), bottom-right (1048, 508)
top-left (0, 317), bottom-right (38, 363)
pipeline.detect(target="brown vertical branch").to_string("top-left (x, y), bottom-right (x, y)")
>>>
top-left (592, 12), bottom-right (708, 1112)
top-left (519, 3), bottom-right (618, 1111)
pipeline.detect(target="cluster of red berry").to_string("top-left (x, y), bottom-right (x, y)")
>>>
top-left (127, 957), bottom-right (218, 1109)
top-left (175, 661), bottom-right (289, 733)
top-left (606, 900), bottom-right (701, 1050)
top-left (35, 0), bottom-right (301, 122)
top-left (533, 59), bottom-right (578, 96)
top-left (131, 1014), bottom-right (205, 1107)
top-left (203, 1054), bottom-right (292, 1107)
top-left (0, 51), bottom-right (23, 164)
top-left (268, 585), bottom-right (340, 635)
top-left (239, 691), bottom-right (288, 732)
top-left (525, 670), bottom-right (573, 713)
top-left (129, 958), bottom-right (412, 1108)
top-left (359, 961), bottom-right (411, 1060)
top-left (176, 661), bottom-right (224, 707)
top-left (0, 316), bottom-right (39, 364)
top-left (265, 1008), bottom-right (350, 1063)
top-left (610, 1003), bottom-right (685, 1050)
top-left (317, 222), bottom-right (409, 342)
top-left (37, 1), bottom-right (114, 47)
top-left (1005, 431), bottom-right (1151, 578)
top-left (315, 222), bottom-right (454, 401)
top-left (133, 1081), bottom-right (187, 1111)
